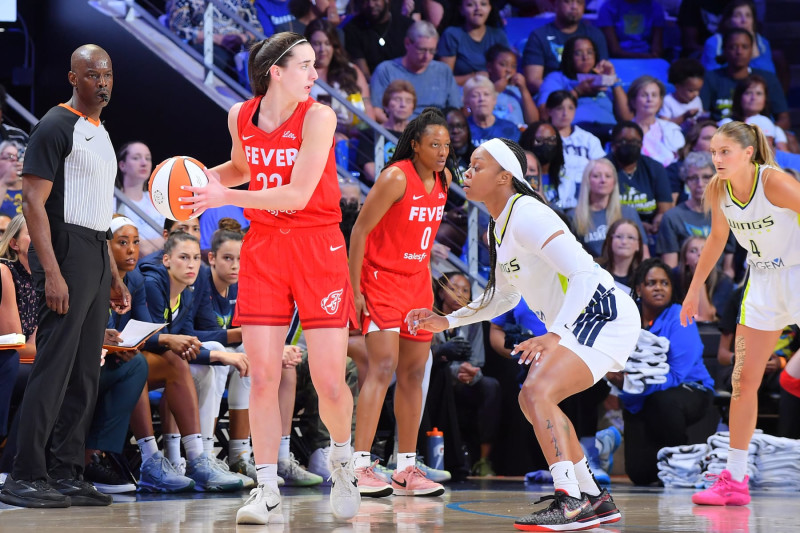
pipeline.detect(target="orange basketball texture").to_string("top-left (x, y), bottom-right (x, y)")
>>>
top-left (148, 156), bottom-right (209, 222)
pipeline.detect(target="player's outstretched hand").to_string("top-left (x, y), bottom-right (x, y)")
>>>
top-left (180, 168), bottom-right (226, 215)
top-left (513, 332), bottom-right (560, 366)
top-left (406, 308), bottom-right (449, 335)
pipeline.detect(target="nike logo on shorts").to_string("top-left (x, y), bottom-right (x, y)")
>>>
top-left (412, 194), bottom-right (424, 200)
top-left (242, 134), bottom-right (255, 140)
top-left (330, 245), bottom-right (343, 252)
top-left (373, 270), bottom-right (378, 280)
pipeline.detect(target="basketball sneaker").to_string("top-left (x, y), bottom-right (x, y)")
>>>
top-left (355, 461), bottom-right (393, 497)
top-left (214, 456), bottom-right (254, 489)
top-left (596, 426), bottom-right (622, 474)
top-left (0, 476), bottom-right (71, 508)
top-left (373, 462), bottom-right (394, 484)
top-left (692, 470), bottom-right (750, 506)
top-left (186, 452), bottom-right (244, 492)
top-left (414, 459), bottom-right (451, 483)
top-left (514, 490), bottom-right (600, 531)
top-left (51, 478), bottom-right (113, 506)
top-left (308, 446), bottom-right (332, 480)
top-left (391, 466), bottom-right (445, 497)
top-left (587, 488), bottom-right (621, 524)
top-left (229, 452), bottom-right (258, 485)
top-left (278, 453), bottom-right (323, 487)
top-left (236, 483), bottom-right (283, 525)
top-left (328, 458), bottom-right (361, 520)
top-left (138, 451), bottom-right (195, 493)
top-left (84, 453), bottom-right (136, 494)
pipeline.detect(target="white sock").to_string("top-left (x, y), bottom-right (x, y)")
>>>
top-left (137, 436), bottom-right (158, 464)
top-left (329, 437), bottom-right (352, 466)
top-left (550, 460), bottom-right (581, 499)
top-left (397, 452), bottom-right (416, 471)
top-left (256, 463), bottom-right (280, 492)
top-left (574, 456), bottom-right (601, 496)
top-left (278, 435), bottom-right (291, 461)
top-left (163, 433), bottom-right (182, 464)
top-left (353, 451), bottom-right (371, 469)
top-left (229, 438), bottom-right (251, 464)
top-left (202, 436), bottom-right (214, 455)
top-left (182, 434), bottom-right (204, 461)
top-left (726, 448), bottom-right (749, 482)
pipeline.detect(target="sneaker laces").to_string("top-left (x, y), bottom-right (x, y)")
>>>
top-left (242, 485), bottom-right (265, 506)
top-left (284, 453), bottom-right (304, 476)
top-left (327, 461), bottom-right (355, 486)
top-left (703, 472), bottom-right (731, 488)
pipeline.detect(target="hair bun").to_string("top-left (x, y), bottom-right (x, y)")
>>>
top-left (218, 217), bottom-right (243, 233)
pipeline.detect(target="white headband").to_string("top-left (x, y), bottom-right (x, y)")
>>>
top-left (110, 216), bottom-right (137, 235)
top-left (480, 138), bottom-right (525, 184)
top-left (267, 39), bottom-right (308, 76)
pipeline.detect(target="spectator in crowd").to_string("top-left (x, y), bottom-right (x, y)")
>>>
top-left (519, 121), bottom-right (567, 208)
top-left (0, 85), bottom-right (29, 146)
top-left (255, 0), bottom-right (335, 36)
top-left (0, 222), bottom-right (23, 443)
top-left (115, 141), bottom-right (165, 257)
top-left (701, 0), bottom-right (775, 74)
top-left (665, 119), bottom-right (718, 203)
top-left (701, 28), bottom-right (789, 131)
top-left (436, 0), bottom-right (508, 85)
top-left (660, 58), bottom-right (706, 129)
top-left (568, 158), bottom-right (646, 259)
top-left (0, 213), bottom-right (10, 237)
top-left (485, 44), bottom-right (537, 127)
top-left (523, 149), bottom-right (543, 197)
top-left (608, 258), bottom-right (715, 486)
top-left (677, 0), bottom-right (728, 60)
top-left (522, 0), bottom-right (609, 94)
top-left (446, 107), bottom-right (474, 174)
top-left (464, 75), bottom-right (520, 146)
top-left (546, 90), bottom-right (605, 195)
top-left (370, 21), bottom-right (462, 121)
top-left (607, 121), bottom-right (673, 242)
top-left (358, 80), bottom-right (417, 183)
top-left (537, 36), bottom-right (627, 141)
top-left (432, 271), bottom-right (500, 477)
top-left (343, 0), bottom-right (414, 78)
top-left (168, 0), bottom-right (262, 74)
top-left (597, 218), bottom-right (646, 295)
top-left (0, 141), bottom-right (22, 217)
top-left (719, 74), bottom-right (790, 153)
top-left (657, 151), bottom-right (736, 278)
top-left (81, 217), bottom-right (150, 494)
top-left (597, 0), bottom-right (666, 59)
top-left (306, 19), bottom-right (375, 138)
top-left (671, 236), bottom-right (734, 323)
top-left (199, 205), bottom-right (249, 251)
top-left (628, 76), bottom-right (686, 167)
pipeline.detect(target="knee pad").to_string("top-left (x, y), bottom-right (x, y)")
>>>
top-left (780, 370), bottom-right (800, 399)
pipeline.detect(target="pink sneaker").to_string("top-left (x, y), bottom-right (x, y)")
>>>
top-left (355, 462), bottom-right (393, 497)
top-left (390, 466), bottom-right (445, 497)
top-left (692, 470), bottom-right (751, 506)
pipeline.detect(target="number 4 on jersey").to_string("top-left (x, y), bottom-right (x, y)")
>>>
top-left (749, 239), bottom-right (761, 257)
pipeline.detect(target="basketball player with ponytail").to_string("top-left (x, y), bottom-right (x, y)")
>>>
top-left (407, 138), bottom-right (640, 531)
top-left (182, 32), bottom-right (360, 524)
top-left (348, 108), bottom-right (452, 498)
top-left (684, 122), bottom-right (800, 507)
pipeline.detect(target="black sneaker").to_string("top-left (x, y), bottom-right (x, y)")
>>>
top-left (51, 478), bottom-right (113, 506)
top-left (587, 488), bottom-right (621, 524)
top-left (514, 490), bottom-right (600, 531)
top-left (0, 476), bottom-right (71, 508)
top-left (84, 453), bottom-right (136, 494)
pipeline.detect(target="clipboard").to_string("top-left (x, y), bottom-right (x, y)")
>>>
top-left (0, 332), bottom-right (25, 350)
top-left (103, 320), bottom-right (167, 353)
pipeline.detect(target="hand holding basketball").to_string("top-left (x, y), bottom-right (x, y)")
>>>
top-left (148, 156), bottom-right (209, 221)
top-left (180, 168), bottom-right (227, 213)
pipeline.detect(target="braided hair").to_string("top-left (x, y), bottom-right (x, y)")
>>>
top-left (478, 138), bottom-right (547, 310)
top-left (387, 107), bottom-right (457, 192)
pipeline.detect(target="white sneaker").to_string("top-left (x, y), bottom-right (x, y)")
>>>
top-left (328, 458), bottom-right (361, 520)
top-left (308, 446), bottom-right (332, 480)
top-left (214, 457), bottom-right (254, 489)
top-left (236, 484), bottom-right (283, 525)
top-left (171, 457), bottom-right (187, 476)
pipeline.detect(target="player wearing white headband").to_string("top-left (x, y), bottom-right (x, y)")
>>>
top-left (407, 137), bottom-right (640, 532)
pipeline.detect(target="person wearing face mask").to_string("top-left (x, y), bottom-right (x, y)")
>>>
top-left (520, 121), bottom-right (567, 209)
top-left (607, 121), bottom-right (673, 247)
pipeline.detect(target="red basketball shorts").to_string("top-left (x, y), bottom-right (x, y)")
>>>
top-left (234, 223), bottom-right (356, 329)
top-left (360, 261), bottom-right (433, 342)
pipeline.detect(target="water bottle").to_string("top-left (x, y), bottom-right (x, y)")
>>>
top-left (426, 427), bottom-right (444, 471)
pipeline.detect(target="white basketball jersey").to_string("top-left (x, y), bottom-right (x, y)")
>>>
top-left (721, 164), bottom-right (800, 270)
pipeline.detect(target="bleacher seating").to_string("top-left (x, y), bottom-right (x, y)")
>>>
top-left (612, 58), bottom-right (672, 91)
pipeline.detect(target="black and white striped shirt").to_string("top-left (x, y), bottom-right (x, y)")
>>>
top-left (22, 103), bottom-right (116, 232)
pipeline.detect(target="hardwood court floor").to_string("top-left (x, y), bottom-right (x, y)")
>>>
top-left (0, 479), bottom-right (794, 532)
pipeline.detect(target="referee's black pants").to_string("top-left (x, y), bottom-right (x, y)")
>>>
top-left (12, 224), bottom-right (111, 481)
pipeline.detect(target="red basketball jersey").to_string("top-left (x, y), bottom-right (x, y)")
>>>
top-left (364, 159), bottom-right (447, 274)
top-left (237, 96), bottom-right (341, 228)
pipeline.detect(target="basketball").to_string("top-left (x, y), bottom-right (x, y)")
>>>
top-left (148, 156), bottom-right (209, 221)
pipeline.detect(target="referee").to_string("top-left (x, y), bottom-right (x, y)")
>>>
top-left (0, 44), bottom-right (131, 508)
